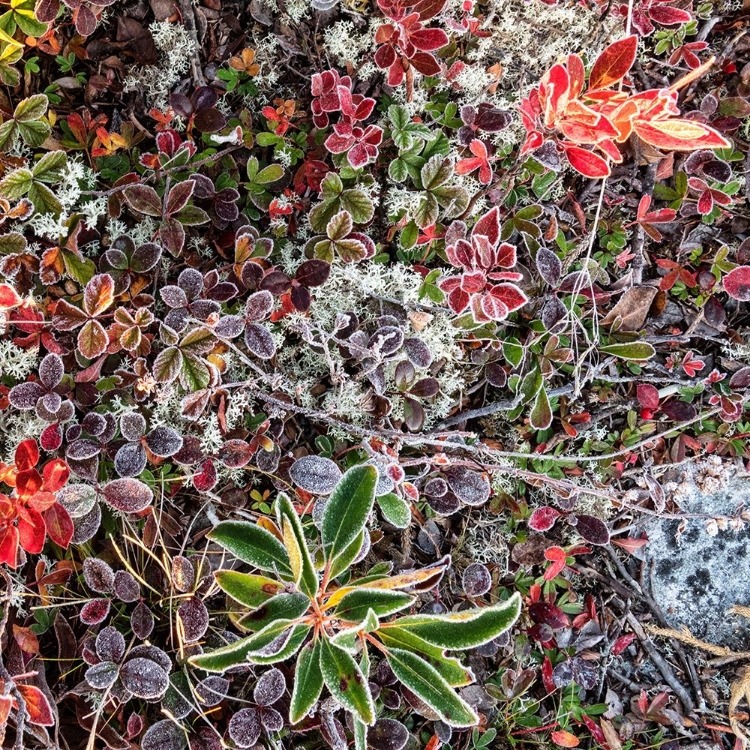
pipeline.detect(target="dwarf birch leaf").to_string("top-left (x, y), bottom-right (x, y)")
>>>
top-left (289, 639), bottom-right (324, 724)
top-left (392, 593), bottom-right (522, 649)
top-left (384, 648), bottom-right (478, 728)
top-left (208, 520), bottom-right (292, 576)
top-left (321, 465), bottom-right (377, 564)
top-left (320, 638), bottom-right (375, 725)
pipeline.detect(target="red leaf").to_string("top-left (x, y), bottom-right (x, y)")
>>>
top-left (0, 525), bottom-right (18, 567)
top-left (0, 283), bottom-right (22, 309)
top-left (637, 384), bottom-right (660, 410)
top-left (18, 508), bottom-right (46, 555)
top-left (529, 506), bottom-right (561, 532)
top-left (543, 546), bottom-right (567, 580)
top-left (44, 504), bottom-right (73, 549)
top-left (80, 598), bottom-right (111, 625)
top-left (611, 535), bottom-right (649, 554)
top-left (612, 633), bottom-right (636, 655)
top-left (542, 655), bottom-right (555, 693)
top-left (16, 684), bottom-right (54, 726)
top-left (551, 730), bottom-right (580, 747)
top-left (648, 5), bottom-right (692, 24)
top-left (43, 459), bottom-right (69, 493)
top-left (15, 439), bottom-right (39, 472)
top-left (40, 423), bottom-right (62, 452)
top-left (409, 28), bottom-right (449, 52)
top-left (725, 266), bottom-right (750, 301)
top-left (563, 146), bottom-right (611, 178)
top-left (589, 35), bottom-right (638, 90)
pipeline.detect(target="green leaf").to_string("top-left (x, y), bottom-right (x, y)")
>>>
top-left (289, 639), bottom-right (324, 724)
top-left (276, 493), bottom-right (318, 598)
top-left (208, 520), bottom-right (292, 576)
top-left (327, 209), bottom-right (353, 241)
top-left (254, 164), bottom-right (283, 184)
top-left (0, 231), bottom-right (26, 254)
top-left (189, 618), bottom-right (294, 672)
top-left (0, 119), bottom-right (16, 151)
top-left (179, 352), bottom-right (210, 391)
top-left (320, 172), bottom-right (343, 200)
top-left (214, 571), bottom-right (284, 608)
top-left (376, 493), bottom-right (410, 529)
top-left (153, 346), bottom-right (183, 384)
top-left (385, 648), bottom-right (478, 728)
top-left (32, 150), bottom-right (67, 183)
top-left (17, 119), bottom-right (50, 147)
top-left (0, 168), bottom-right (32, 199)
top-left (529, 388), bottom-right (552, 431)
top-left (600, 341), bottom-right (656, 361)
top-left (255, 132), bottom-right (282, 147)
top-left (62, 252), bottom-right (96, 286)
top-left (320, 638), bottom-right (375, 725)
top-left (14, 93), bottom-right (47, 122)
top-left (390, 593), bottom-right (521, 650)
top-left (329, 529), bottom-right (365, 580)
top-left (28, 182), bottom-right (61, 216)
top-left (389, 158), bottom-right (408, 183)
top-left (332, 589), bottom-right (414, 622)
top-left (322, 465), bottom-right (377, 565)
top-left (376, 626), bottom-right (473, 686)
top-left (414, 193), bottom-right (439, 229)
top-left (340, 189), bottom-right (374, 225)
top-left (421, 155), bottom-right (452, 191)
top-left (248, 623), bottom-right (310, 664)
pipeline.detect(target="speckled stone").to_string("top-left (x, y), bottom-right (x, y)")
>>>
top-left (642, 475), bottom-right (750, 649)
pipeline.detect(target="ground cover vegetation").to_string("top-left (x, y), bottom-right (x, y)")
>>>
top-left (0, 0), bottom-right (749, 747)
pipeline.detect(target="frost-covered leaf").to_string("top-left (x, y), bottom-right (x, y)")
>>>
top-left (572, 514), bottom-right (610, 545)
top-left (120, 657), bottom-right (170, 699)
top-left (145, 426), bottom-right (183, 457)
top-left (101, 478), bottom-right (153, 513)
top-left (120, 412), bottom-right (146, 441)
top-left (83, 557), bottom-right (115, 593)
top-left (245, 290), bottom-right (274, 321)
top-left (536, 247), bottom-right (562, 287)
top-left (142, 719), bottom-right (186, 750)
top-left (132, 601), bottom-right (155, 639)
top-left (289, 455), bottom-right (342, 495)
top-left (445, 467), bottom-right (490, 507)
top-left (244, 323), bottom-right (276, 359)
top-left (195, 676), bottom-right (229, 707)
top-left (114, 443), bottom-right (147, 478)
top-left (254, 667), bottom-right (285, 706)
top-left (462, 563), bottom-right (491, 597)
top-left (114, 570), bottom-right (140, 602)
top-left (228, 708), bottom-right (262, 748)
top-left (85, 661), bottom-right (120, 690)
top-left (80, 598), bottom-right (111, 625)
top-left (96, 626), bottom-right (126, 662)
top-left (171, 556), bottom-right (195, 593)
top-left (177, 596), bottom-right (209, 642)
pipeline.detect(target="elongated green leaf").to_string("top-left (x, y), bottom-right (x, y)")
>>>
top-left (329, 529), bottom-right (364, 579)
top-left (289, 639), bottom-right (324, 724)
top-left (276, 493), bottom-right (318, 598)
top-left (215, 571), bottom-right (284, 608)
top-left (236, 593), bottom-right (309, 632)
top-left (376, 493), bottom-right (410, 528)
top-left (248, 623), bottom-right (310, 664)
top-left (376, 627), bottom-right (473, 687)
top-left (330, 609), bottom-right (379, 653)
top-left (28, 182), bottom-right (62, 216)
top-left (32, 150), bottom-right (67, 183)
top-left (320, 638), bottom-right (375, 725)
top-left (333, 589), bottom-right (414, 623)
top-left (385, 648), bottom-right (478, 728)
top-left (0, 168), bottom-right (32, 199)
top-left (529, 387), bottom-right (552, 431)
top-left (600, 341), bottom-right (656, 361)
top-left (389, 593), bottom-right (521, 650)
top-left (322, 465), bottom-right (377, 565)
top-left (208, 520), bottom-right (291, 576)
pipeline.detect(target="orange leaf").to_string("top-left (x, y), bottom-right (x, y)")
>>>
top-left (633, 118), bottom-right (731, 151)
top-left (551, 730), bottom-right (580, 747)
top-left (589, 35), bottom-right (638, 90)
top-left (0, 283), bottom-right (21, 309)
top-left (12, 625), bottom-right (40, 655)
top-left (15, 684), bottom-right (54, 726)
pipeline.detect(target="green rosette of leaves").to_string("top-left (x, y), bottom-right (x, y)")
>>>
top-left (190, 464), bottom-right (521, 743)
